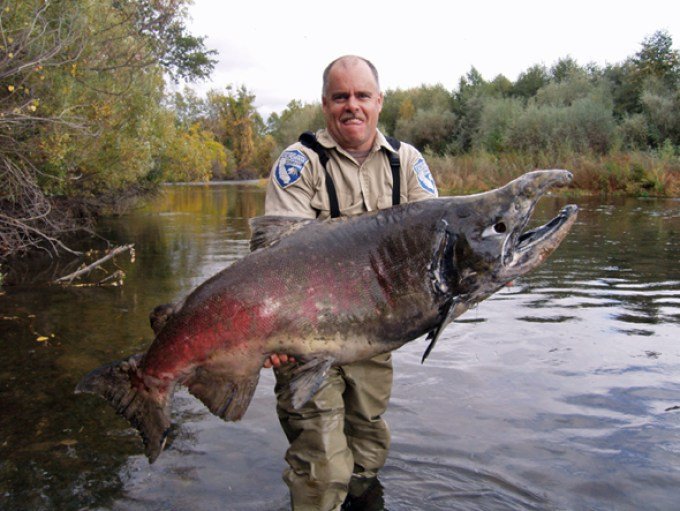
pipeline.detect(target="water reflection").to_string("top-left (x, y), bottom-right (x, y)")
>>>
top-left (0, 187), bottom-right (678, 510)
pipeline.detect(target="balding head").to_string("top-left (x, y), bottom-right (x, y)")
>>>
top-left (322, 55), bottom-right (380, 98)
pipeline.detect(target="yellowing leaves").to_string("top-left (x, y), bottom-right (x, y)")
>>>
top-left (162, 125), bottom-right (228, 182)
top-left (7, 85), bottom-right (14, 92)
top-left (91, 102), bottom-right (113, 119)
top-left (36, 336), bottom-right (49, 342)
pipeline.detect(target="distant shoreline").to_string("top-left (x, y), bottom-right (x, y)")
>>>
top-left (162, 179), bottom-right (264, 187)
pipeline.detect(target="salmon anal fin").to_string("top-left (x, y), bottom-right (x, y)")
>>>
top-left (289, 356), bottom-right (334, 409)
top-left (185, 366), bottom-right (260, 421)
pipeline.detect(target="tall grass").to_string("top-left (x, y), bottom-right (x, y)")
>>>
top-left (428, 150), bottom-right (680, 197)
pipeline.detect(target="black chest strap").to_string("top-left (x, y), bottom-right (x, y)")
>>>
top-left (298, 131), bottom-right (401, 219)
top-left (385, 135), bottom-right (401, 210)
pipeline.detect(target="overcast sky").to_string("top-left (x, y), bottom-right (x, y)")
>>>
top-left (183, 0), bottom-right (680, 118)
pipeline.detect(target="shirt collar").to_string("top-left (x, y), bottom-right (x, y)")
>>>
top-left (316, 128), bottom-right (396, 154)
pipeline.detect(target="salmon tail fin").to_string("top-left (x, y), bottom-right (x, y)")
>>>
top-left (75, 354), bottom-right (172, 463)
top-left (184, 364), bottom-right (260, 421)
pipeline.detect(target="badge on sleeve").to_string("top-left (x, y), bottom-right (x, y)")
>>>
top-left (413, 158), bottom-right (437, 195)
top-left (275, 150), bottom-right (308, 188)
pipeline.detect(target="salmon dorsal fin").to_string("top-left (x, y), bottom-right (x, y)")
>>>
top-left (149, 302), bottom-right (178, 335)
top-left (249, 215), bottom-right (315, 251)
top-left (184, 364), bottom-right (260, 421)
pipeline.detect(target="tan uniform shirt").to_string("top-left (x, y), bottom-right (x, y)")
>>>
top-left (265, 129), bottom-right (438, 219)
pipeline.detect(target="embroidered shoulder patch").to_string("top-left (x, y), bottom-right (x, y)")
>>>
top-left (275, 150), bottom-right (308, 188)
top-left (413, 158), bottom-right (437, 195)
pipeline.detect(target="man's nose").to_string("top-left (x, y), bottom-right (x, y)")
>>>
top-left (346, 94), bottom-right (359, 111)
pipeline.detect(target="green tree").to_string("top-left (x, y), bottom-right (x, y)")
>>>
top-left (640, 78), bottom-right (680, 146)
top-left (633, 30), bottom-right (680, 87)
top-left (394, 109), bottom-right (456, 153)
top-left (475, 97), bottom-right (524, 152)
top-left (267, 99), bottom-right (324, 149)
top-left (534, 71), bottom-right (611, 108)
top-left (506, 97), bottom-right (615, 155)
top-left (550, 56), bottom-right (583, 83)
top-left (605, 31), bottom-right (679, 121)
top-left (512, 64), bottom-right (549, 99)
top-left (603, 61), bottom-right (642, 117)
top-left (398, 98), bottom-right (416, 121)
top-left (170, 86), bottom-right (206, 128)
top-left (382, 85), bottom-right (453, 136)
top-left (0, 0), bottom-right (216, 258)
top-left (489, 74), bottom-right (513, 96)
top-left (161, 124), bottom-right (229, 182)
top-left (451, 68), bottom-right (490, 152)
top-left (616, 113), bottom-right (649, 150)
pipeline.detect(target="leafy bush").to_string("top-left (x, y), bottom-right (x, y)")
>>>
top-left (394, 109), bottom-right (456, 153)
top-left (503, 97), bottom-right (615, 155)
top-left (161, 125), bottom-right (229, 182)
top-left (267, 100), bottom-right (324, 149)
top-left (475, 97), bottom-right (523, 152)
top-left (640, 80), bottom-right (680, 146)
top-left (616, 114), bottom-right (650, 149)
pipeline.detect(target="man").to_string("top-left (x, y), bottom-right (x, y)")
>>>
top-left (260, 55), bottom-right (438, 511)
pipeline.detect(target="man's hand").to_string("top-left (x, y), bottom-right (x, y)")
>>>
top-left (263, 353), bottom-right (296, 369)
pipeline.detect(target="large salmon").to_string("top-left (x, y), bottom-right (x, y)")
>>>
top-left (76, 170), bottom-right (578, 463)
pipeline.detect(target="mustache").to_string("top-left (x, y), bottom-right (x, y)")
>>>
top-left (340, 113), bottom-right (364, 122)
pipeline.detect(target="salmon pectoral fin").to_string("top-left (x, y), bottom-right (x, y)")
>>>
top-left (289, 356), bottom-right (334, 409)
top-left (249, 215), bottom-right (314, 251)
top-left (422, 298), bottom-right (469, 364)
top-left (75, 354), bottom-right (172, 464)
top-left (184, 365), bottom-right (260, 422)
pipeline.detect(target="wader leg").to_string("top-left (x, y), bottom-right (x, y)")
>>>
top-left (274, 353), bottom-right (393, 511)
top-left (342, 353), bottom-right (393, 487)
top-left (275, 365), bottom-right (353, 511)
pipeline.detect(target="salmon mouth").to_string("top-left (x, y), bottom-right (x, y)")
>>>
top-left (501, 204), bottom-right (578, 278)
top-left (517, 204), bottom-right (578, 251)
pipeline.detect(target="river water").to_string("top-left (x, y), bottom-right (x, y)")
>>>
top-left (0, 183), bottom-right (679, 511)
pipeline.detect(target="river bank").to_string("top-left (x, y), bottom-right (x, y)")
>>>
top-left (239, 150), bottom-right (680, 198)
top-left (426, 149), bottom-right (680, 197)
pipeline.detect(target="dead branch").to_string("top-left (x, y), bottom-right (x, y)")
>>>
top-left (53, 244), bottom-right (134, 285)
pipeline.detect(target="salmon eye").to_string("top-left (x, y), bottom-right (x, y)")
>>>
top-left (481, 222), bottom-right (508, 238)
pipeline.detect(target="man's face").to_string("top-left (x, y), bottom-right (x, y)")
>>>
top-left (322, 59), bottom-right (383, 152)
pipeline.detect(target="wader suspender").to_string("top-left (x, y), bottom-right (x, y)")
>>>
top-left (298, 131), bottom-right (401, 218)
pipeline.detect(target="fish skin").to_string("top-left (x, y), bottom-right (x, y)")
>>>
top-left (76, 169), bottom-right (578, 463)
